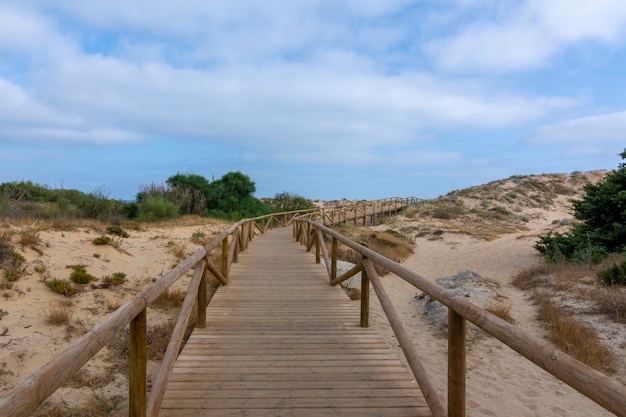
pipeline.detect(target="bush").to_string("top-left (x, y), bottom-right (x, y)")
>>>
top-left (598, 260), bottom-right (626, 285)
top-left (67, 265), bottom-right (97, 284)
top-left (46, 278), bottom-right (76, 296)
top-left (103, 272), bottom-right (126, 286)
top-left (136, 195), bottom-right (179, 222)
top-left (92, 236), bottom-right (112, 245)
top-left (105, 225), bottom-right (129, 237)
top-left (536, 150), bottom-right (626, 263)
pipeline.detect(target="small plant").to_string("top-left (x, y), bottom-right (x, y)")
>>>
top-left (67, 265), bottom-right (97, 284)
top-left (0, 279), bottom-right (13, 290)
top-left (597, 260), bottom-right (626, 285)
top-left (191, 231), bottom-right (207, 245)
top-left (93, 253), bottom-right (101, 258)
top-left (103, 272), bottom-right (126, 286)
top-left (47, 301), bottom-right (73, 325)
top-left (4, 268), bottom-right (22, 282)
top-left (33, 264), bottom-right (46, 273)
top-left (152, 287), bottom-right (185, 309)
top-left (92, 236), bottom-right (112, 245)
top-left (485, 300), bottom-right (515, 324)
top-left (168, 241), bottom-right (187, 260)
top-left (106, 298), bottom-right (123, 311)
top-left (45, 278), bottom-right (76, 296)
top-left (105, 225), bottom-right (129, 238)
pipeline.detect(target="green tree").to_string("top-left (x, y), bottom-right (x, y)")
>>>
top-left (535, 150), bottom-right (626, 262)
top-left (268, 192), bottom-right (313, 212)
top-left (206, 171), bottom-right (271, 219)
top-left (165, 173), bottom-right (211, 216)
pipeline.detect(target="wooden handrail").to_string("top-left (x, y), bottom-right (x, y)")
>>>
top-left (294, 218), bottom-right (626, 417)
top-left (0, 198), bottom-right (416, 417)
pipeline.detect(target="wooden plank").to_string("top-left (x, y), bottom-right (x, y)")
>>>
top-left (158, 227), bottom-right (431, 417)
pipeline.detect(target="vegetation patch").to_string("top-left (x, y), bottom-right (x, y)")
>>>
top-left (103, 272), bottom-right (126, 286)
top-left (532, 290), bottom-right (615, 374)
top-left (45, 278), bottom-right (76, 296)
top-left (105, 225), bottom-right (129, 237)
top-left (152, 287), bottom-right (186, 309)
top-left (47, 301), bottom-right (73, 325)
top-left (67, 265), bottom-right (97, 284)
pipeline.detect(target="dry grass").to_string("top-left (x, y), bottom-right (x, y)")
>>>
top-left (532, 290), bottom-right (616, 374)
top-left (485, 300), bottom-right (515, 324)
top-left (47, 301), bottom-right (73, 325)
top-left (168, 241), bottom-right (187, 261)
top-left (32, 393), bottom-right (123, 417)
top-left (329, 225), bottom-right (414, 275)
top-left (513, 262), bottom-right (626, 323)
top-left (106, 298), bottom-right (123, 312)
top-left (152, 287), bottom-right (186, 309)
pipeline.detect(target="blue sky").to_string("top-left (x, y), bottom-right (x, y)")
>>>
top-left (2, 0), bottom-right (626, 201)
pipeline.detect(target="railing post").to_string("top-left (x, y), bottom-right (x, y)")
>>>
top-left (129, 308), bottom-right (147, 417)
top-left (315, 232), bottom-right (321, 264)
top-left (360, 260), bottom-right (369, 328)
top-left (448, 309), bottom-right (466, 417)
top-left (221, 237), bottom-right (229, 281)
top-left (331, 237), bottom-right (337, 282)
top-left (197, 262), bottom-right (208, 328)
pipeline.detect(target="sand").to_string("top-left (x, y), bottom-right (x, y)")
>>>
top-left (1, 197), bottom-right (625, 416)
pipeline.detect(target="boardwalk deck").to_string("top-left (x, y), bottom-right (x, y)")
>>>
top-left (159, 227), bottom-right (432, 417)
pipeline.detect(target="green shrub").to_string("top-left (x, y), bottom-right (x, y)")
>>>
top-left (46, 278), bottom-right (76, 296)
top-left (536, 150), bottom-right (626, 262)
top-left (92, 236), bottom-right (112, 245)
top-left (598, 260), bottom-right (626, 286)
top-left (4, 268), bottom-right (22, 282)
top-left (105, 225), bottom-right (129, 237)
top-left (103, 272), bottom-right (126, 286)
top-left (136, 195), bottom-right (179, 222)
top-left (67, 265), bottom-right (97, 284)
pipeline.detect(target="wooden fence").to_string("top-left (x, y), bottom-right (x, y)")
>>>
top-left (0, 198), bottom-right (415, 417)
top-left (292, 218), bottom-right (626, 417)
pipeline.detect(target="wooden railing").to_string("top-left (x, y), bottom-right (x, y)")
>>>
top-left (292, 218), bottom-right (626, 417)
top-left (0, 198), bottom-right (416, 417)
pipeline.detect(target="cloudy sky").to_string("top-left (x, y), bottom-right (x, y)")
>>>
top-left (2, 0), bottom-right (626, 201)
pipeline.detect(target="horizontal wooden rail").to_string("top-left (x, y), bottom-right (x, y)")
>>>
top-left (294, 219), bottom-right (626, 417)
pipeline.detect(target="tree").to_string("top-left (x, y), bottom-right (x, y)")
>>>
top-left (268, 192), bottom-right (313, 212)
top-left (535, 150), bottom-right (626, 262)
top-left (165, 173), bottom-right (211, 216)
top-left (205, 171), bottom-right (271, 219)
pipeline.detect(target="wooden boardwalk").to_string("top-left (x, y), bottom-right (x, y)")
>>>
top-left (159, 227), bottom-right (432, 417)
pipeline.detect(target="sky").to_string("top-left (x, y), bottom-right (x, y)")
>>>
top-left (1, 0), bottom-right (626, 201)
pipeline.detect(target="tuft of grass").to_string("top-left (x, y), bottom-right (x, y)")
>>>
top-left (105, 225), bottom-right (129, 237)
top-left (191, 231), bottom-right (210, 245)
top-left (103, 272), bottom-right (126, 286)
top-left (45, 278), bottom-right (76, 296)
top-left (47, 301), bottom-right (73, 325)
top-left (168, 241), bottom-right (187, 261)
top-left (92, 235), bottom-right (112, 245)
top-left (3, 268), bottom-right (22, 282)
top-left (67, 265), bottom-right (97, 284)
top-left (18, 230), bottom-right (41, 250)
top-left (485, 300), bottom-right (515, 324)
top-left (32, 394), bottom-right (122, 417)
top-left (152, 287), bottom-right (186, 309)
top-left (532, 290), bottom-right (616, 373)
top-left (590, 285), bottom-right (626, 323)
top-left (106, 298), bottom-right (123, 312)
top-left (33, 263), bottom-right (46, 273)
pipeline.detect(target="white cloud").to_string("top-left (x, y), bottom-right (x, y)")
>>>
top-left (430, 0), bottom-right (626, 72)
top-left (526, 111), bottom-right (626, 147)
